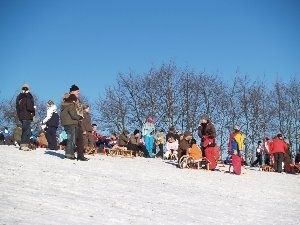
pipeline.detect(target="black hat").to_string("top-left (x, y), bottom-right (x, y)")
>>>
top-left (133, 129), bottom-right (140, 135)
top-left (70, 84), bottom-right (79, 92)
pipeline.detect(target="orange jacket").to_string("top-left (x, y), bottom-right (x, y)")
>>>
top-left (189, 144), bottom-right (202, 160)
top-left (270, 138), bottom-right (288, 154)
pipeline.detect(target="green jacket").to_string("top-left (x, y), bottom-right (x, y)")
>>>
top-left (60, 102), bottom-right (82, 126)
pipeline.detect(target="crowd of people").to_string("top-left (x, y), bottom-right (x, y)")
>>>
top-left (1, 83), bottom-right (300, 174)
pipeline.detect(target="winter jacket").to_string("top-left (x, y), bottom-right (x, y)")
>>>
top-left (60, 102), bottom-right (82, 126)
top-left (129, 134), bottom-right (141, 145)
top-left (270, 138), bottom-right (288, 154)
top-left (189, 144), bottom-right (202, 160)
top-left (16, 92), bottom-right (35, 121)
top-left (81, 111), bottom-right (93, 133)
top-left (178, 138), bottom-right (191, 153)
top-left (142, 122), bottom-right (155, 136)
top-left (46, 113), bottom-right (59, 128)
top-left (234, 132), bottom-right (245, 151)
top-left (166, 139), bottom-right (179, 151)
top-left (198, 122), bottom-right (216, 138)
top-left (118, 133), bottom-right (129, 146)
top-left (155, 131), bottom-right (165, 145)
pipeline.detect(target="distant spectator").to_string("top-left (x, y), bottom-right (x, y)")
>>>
top-left (16, 84), bottom-right (35, 151)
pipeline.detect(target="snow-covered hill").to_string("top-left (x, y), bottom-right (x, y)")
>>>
top-left (0, 145), bottom-right (299, 225)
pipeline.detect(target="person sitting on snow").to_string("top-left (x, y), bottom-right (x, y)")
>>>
top-left (164, 133), bottom-right (179, 160)
top-left (188, 138), bottom-right (202, 161)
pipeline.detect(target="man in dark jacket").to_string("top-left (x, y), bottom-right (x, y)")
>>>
top-left (42, 100), bottom-right (59, 150)
top-left (16, 84), bottom-right (35, 151)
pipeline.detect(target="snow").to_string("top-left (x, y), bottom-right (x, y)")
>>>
top-left (0, 145), bottom-right (299, 225)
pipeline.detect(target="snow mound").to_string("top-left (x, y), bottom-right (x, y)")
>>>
top-left (0, 145), bottom-right (299, 225)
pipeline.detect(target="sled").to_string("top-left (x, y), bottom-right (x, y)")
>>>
top-left (261, 165), bottom-right (275, 172)
top-left (179, 155), bottom-right (210, 170)
top-left (86, 146), bottom-right (97, 155)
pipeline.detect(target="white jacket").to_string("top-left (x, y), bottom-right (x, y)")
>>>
top-left (166, 140), bottom-right (179, 151)
top-left (43, 105), bottom-right (57, 124)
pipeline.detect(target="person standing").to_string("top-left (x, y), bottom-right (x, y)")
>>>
top-left (60, 93), bottom-right (83, 160)
top-left (16, 84), bottom-right (35, 151)
top-left (142, 116), bottom-right (155, 157)
top-left (197, 115), bottom-right (216, 157)
top-left (270, 134), bottom-right (288, 173)
top-left (251, 141), bottom-right (263, 167)
top-left (81, 104), bottom-right (94, 153)
top-left (42, 100), bottom-right (59, 150)
top-left (69, 84), bottom-right (89, 161)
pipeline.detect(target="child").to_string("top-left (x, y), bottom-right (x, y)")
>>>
top-left (164, 134), bottom-right (179, 160)
top-left (59, 130), bottom-right (67, 150)
top-left (251, 141), bottom-right (263, 168)
top-left (188, 138), bottom-right (202, 160)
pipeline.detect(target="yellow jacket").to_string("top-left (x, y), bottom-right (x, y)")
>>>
top-left (234, 132), bottom-right (245, 151)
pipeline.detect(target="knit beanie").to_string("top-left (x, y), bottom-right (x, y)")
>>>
top-left (70, 84), bottom-right (79, 92)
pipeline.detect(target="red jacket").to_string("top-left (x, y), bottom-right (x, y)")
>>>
top-left (270, 138), bottom-right (288, 154)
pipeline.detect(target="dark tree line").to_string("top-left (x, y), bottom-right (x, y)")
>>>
top-left (1, 62), bottom-right (299, 163)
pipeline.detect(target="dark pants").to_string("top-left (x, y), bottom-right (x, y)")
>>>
top-left (252, 154), bottom-right (262, 167)
top-left (21, 120), bottom-right (32, 145)
top-left (75, 125), bottom-right (85, 158)
top-left (127, 143), bottom-right (149, 157)
top-left (177, 149), bottom-right (187, 162)
top-left (64, 125), bottom-right (77, 157)
top-left (274, 152), bottom-right (284, 173)
top-left (46, 127), bottom-right (58, 150)
top-left (156, 144), bottom-right (164, 157)
top-left (264, 154), bottom-right (270, 165)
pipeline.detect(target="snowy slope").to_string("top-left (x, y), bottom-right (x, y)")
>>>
top-left (0, 145), bottom-right (299, 225)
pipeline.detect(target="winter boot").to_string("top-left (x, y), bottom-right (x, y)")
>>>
top-left (19, 144), bottom-right (30, 151)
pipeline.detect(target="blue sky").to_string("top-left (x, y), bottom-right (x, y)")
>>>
top-left (1, 0), bottom-right (299, 103)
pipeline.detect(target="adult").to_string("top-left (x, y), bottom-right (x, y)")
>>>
top-left (127, 129), bottom-right (148, 157)
top-left (60, 93), bottom-right (87, 160)
top-left (270, 134), bottom-right (288, 173)
top-left (16, 84), bottom-right (35, 151)
top-left (69, 85), bottom-right (88, 160)
top-left (197, 116), bottom-right (216, 157)
top-left (42, 100), bottom-right (59, 150)
top-left (81, 104), bottom-right (94, 152)
top-left (263, 137), bottom-right (272, 165)
top-left (118, 129), bottom-right (129, 147)
top-left (178, 131), bottom-right (193, 161)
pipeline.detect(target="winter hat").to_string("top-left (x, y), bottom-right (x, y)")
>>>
top-left (234, 125), bottom-right (240, 131)
top-left (22, 83), bottom-right (30, 90)
top-left (133, 129), bottom-right (140, 135)
top-left (147, 116), bottom-right (154, 123)
top-left (47, 100), bottom-right (54, 106)
top-left (277, 133), bottom-right (283, 138)
top-left (70, 84), bottom-right (79, 92)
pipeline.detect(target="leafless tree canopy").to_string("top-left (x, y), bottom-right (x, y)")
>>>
top-left (94, 62), bottom-right (300, 161)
